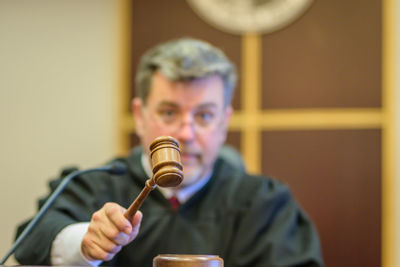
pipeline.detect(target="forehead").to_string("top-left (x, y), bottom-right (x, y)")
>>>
top-left (146, 71), bottom-right (225, 108)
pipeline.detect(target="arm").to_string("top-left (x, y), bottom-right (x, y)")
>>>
top-left (227, 180), bottom-right (323, 267)
top-left (14, 167), bottom-right (140, 265)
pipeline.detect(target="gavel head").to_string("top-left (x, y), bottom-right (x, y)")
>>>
top-left (149, 136), bottom-right (184, 187)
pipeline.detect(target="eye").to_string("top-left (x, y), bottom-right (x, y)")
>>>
top-left (158, 108), bottom-right (178, 123)
top-left (194, 110), bottom-right (216, 126)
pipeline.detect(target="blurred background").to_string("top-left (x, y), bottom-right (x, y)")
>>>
top-left (0, 0), bottom-right (399, 266)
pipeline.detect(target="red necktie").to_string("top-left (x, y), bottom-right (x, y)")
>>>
top-left (169, 195), bottom-right (180, 211)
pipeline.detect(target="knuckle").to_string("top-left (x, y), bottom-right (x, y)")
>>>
top-left (100, 244), bottom-right (119, 260)
top-left (108, 228), bottom-right (120, 239)
top-left (82, 238), bottom-right (99, 260)
top-left (87, 223), bottom-right (97, 234)
top-left (104, 202), bottom-right (117, 214)
top-left (90, 244), bottom-right (114, 261)
top-left (81, 236), bottom-right (90, 248)
top-left (103, 202), bottom-right (113, 209)
top-left (104, 243), bottom-right (118, 253)
top-left (91, 210), bottom-right (102, 222)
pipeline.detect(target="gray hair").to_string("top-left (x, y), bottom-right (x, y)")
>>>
top-left (135, 38), bottom-right (237, 106)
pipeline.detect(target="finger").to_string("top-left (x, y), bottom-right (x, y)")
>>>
top-left (89, 204), bottom-right (130, 246)
top-left (82, 233), bottom-right (120, 262)
top-left (89, 206), bottom-right (119, 241)
top-left (93, 238), bottom-right (122, 256)
top-left (104, 203), bottom-right (132, 234)
top-left (105, 210), bottom-right (142, 245)
top-left (113, 232), bottom-right (132, 246)
top-left (99, 226), bottom-right (132, 246)
top-left (86, 223), bottom-right (123, 254)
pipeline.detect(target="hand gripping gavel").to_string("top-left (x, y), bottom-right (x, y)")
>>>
top-left (124, 136), bottom-right (184, 220)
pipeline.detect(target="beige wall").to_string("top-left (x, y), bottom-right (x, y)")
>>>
top-left (0, 0), bottom-right (121, 263)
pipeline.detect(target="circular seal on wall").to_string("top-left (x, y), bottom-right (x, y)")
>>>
top-left (186, 0), bottom-right (315, 35)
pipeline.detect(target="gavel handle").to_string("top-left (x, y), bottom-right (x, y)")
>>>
top-left (124, 179), bottom-right (156, 220)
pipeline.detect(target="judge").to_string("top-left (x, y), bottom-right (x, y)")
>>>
top-left (15, 38), bottom-right (323, 266)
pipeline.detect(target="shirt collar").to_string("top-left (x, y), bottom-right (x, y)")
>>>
top-left (140, 153), bottom-right (211, 203)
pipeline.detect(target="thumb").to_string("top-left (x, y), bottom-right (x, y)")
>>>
top-left (131, 210), bottom-right (143, 226)
top-left (128, 211), bottom-right (143, 242)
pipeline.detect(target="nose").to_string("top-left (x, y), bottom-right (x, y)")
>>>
top-left (174, 114), bottom-right (196, 143)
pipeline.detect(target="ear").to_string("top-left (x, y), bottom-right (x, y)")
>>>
top-left (223, 105), bottom-right (233, 128)
top-left (132, 98), bottom-right (145, 137)
top-left (220, 105), bottom-right (233, 142)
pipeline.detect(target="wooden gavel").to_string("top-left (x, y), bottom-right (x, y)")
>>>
top-left (124, 136), bottom-right (184, 220)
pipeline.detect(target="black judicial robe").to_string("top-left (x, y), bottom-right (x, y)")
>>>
top-left (15, 147), bottom-right (323, 267)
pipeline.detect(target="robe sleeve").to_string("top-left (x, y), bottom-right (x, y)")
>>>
top-left (227, 180), bottom-right (323, 267)
top-left (14, 170), bottom-right (108, 265)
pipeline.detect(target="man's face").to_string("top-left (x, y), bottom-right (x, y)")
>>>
top-left (133, 71), bottom-right (232, 188)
